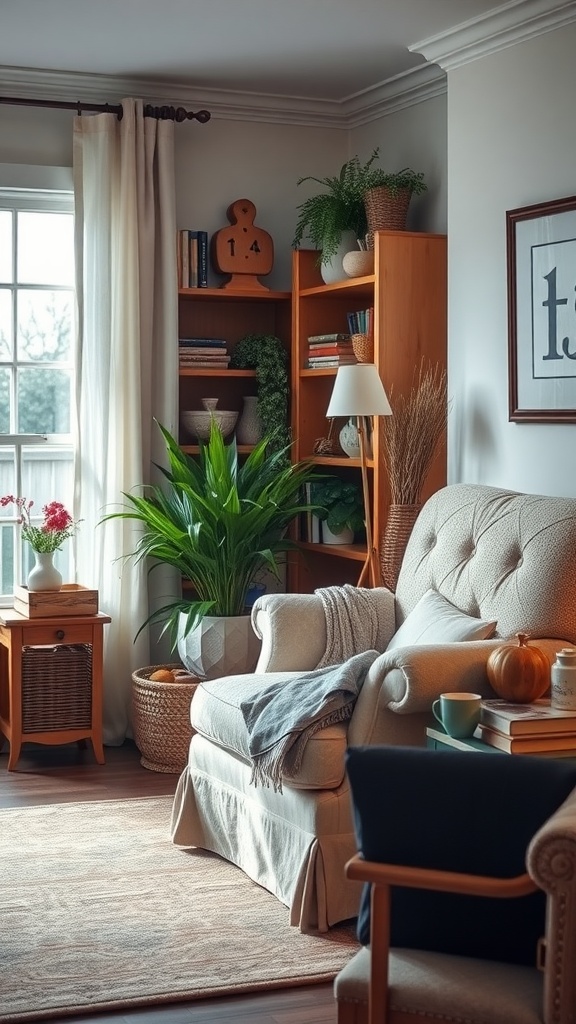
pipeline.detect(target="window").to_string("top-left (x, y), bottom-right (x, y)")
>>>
top-left (0, 181), bottom-right (75, 603)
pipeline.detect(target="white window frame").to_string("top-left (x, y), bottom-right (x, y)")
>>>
top-left (0, 166), bottom-right (75, 604)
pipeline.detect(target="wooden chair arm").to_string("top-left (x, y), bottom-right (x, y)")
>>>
top-left (345, 852), bottom-right (537, 899)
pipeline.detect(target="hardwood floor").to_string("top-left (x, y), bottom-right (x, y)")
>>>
top-left (0, 740), bottom-right (338, 1024)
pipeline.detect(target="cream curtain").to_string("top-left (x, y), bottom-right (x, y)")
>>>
top-left (73, 98), bottom-right (179, 745)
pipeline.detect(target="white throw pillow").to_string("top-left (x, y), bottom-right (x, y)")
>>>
top-left (386, 588), bottom-right (497, 652)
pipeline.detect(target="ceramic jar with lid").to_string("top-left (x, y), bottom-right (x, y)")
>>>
top-left (550, 648), bottom-right (576, 711)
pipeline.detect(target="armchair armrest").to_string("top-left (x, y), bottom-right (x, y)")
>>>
top-left (527, 786), bottom-right (576, 1024)
top-left (348, 636), bottom-right (571, 746)
top-left (251, 588), bottom-right (396, 673)
top-left (348, 639), bottom-right (501, 746)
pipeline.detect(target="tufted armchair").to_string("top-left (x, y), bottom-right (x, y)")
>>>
top-left (170, 483), bottom-right (576, 934)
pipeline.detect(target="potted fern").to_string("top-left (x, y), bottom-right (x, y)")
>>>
top-left (104, 421), bottom-right (319, 679)
top-left (292, 148), bottom-right (426, 281)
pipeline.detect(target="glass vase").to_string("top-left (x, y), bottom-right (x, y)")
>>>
top-left (27, 551), bottom-right (63, 592)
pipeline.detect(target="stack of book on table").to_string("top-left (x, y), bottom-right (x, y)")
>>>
top-left (306, 333), bottom-right (356, 369)
top-left (178, 338), bottom-right (230, 369)
top-left (479, 699), bottom-right (576, 756)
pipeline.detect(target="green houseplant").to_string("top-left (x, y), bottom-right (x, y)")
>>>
top-left (311, 477), bottom-right (365, 538)
top-left (229, 333), bottom-right (290, 454)
top-left (292, 148), bottom-right (427, 266)
top-left (105, 421), bottom-right (318, 654)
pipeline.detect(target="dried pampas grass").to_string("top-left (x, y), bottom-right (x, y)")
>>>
top-left (380, 362), bottom-right (447, 506)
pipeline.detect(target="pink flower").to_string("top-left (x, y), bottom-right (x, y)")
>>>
top-left (0, 495), bottom-right (80, 553)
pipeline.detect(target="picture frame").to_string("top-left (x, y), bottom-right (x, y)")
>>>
top-left (507, 194), bottom-right (576, 422)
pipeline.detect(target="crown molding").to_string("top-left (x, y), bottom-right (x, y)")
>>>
top-left (409, 0), bottom-right (576, 72)
top-left (0, 61), bottom-right (445, 129)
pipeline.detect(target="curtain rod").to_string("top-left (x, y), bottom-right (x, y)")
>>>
top-left (0, 96), bottom-right (211, 123)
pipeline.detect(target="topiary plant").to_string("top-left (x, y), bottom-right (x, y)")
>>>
top-left (229, 333), bottom-right (290, 454)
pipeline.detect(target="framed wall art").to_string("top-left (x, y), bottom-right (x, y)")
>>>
top-left (507, 194), bottom-right (576, 422)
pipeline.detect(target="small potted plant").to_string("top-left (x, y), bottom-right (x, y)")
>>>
top-left (311, 477), bottom-right (365, 545)
top-left (292, 148), bottom-right (427, 280)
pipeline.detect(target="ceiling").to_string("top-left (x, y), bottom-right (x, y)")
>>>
top-left (0, 0), bottom-right (523, 104)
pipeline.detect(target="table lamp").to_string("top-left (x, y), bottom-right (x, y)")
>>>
top-left (326, 363), bottom-right (392, 587)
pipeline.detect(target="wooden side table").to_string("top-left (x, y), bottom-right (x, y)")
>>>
top-left (0, 610), bottom-right (111, 770)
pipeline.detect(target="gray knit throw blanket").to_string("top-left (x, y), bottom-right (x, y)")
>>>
top-left (240, 649), bottom-right (379, 793)
top-left (315, 584), bottom-right (383, 668)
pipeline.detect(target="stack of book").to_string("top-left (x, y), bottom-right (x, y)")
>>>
top-left (478, 699), bottom-right (576, 756)
top-left (177, 229), bottom-right (208, 288)
top-left (306, 333), bottom-right (356, 369)
top-left (178, 338), bottom-right (230, 369)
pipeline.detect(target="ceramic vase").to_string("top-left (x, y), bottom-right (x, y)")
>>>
top-left (27, 551), bottom-right (63, 592)
top-left (236, 395), bottom-right (262, 445)
top-left (339, 418), bottom-right (361, 458)
top-left (320, 230), bottom-right (358, 285)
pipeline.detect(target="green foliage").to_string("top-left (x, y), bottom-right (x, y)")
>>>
top-left (102, 421), bottom-right (318, 642)
top-left (292, 148), bottom-right (427, 265)
top-left (229, 334), bottom-right (290, 453)
top-left (311, 477), bottom-right (365, 535)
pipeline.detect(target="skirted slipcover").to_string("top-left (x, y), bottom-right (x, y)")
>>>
top-left (170, 483), bottom-right (576, 932)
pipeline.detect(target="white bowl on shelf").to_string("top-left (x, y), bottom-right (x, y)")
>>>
top-left (181, 409), bottom-right (238, 441)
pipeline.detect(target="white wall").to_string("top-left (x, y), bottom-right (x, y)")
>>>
top-left (351, 93), bottom-right (448, 235)
top-left (448, 24), bottom-right (576, 496)
top-left (175, 117), bottom-right (347, 290)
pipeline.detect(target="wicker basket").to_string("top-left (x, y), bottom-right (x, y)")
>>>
top-left (131, 664), bottom-right (199, 774)
top-left (351, 333), bottom-right (374, 363)
top-left (364, 186), bottom-right (412, 249)
top-left (21, 643), bottom-right (93, 733)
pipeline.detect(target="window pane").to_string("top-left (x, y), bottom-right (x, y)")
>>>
top-left (17, 212), bottom-right (74, 286)
top-left (0, 368), bottom-right (11, 432)
top-left (0, 288), bottom-right (13, 358)
top-left (17, 367), bottom-right (71, 433)
top-left (0, 211), bottom-right (12, 283)
top-left (21, 446), bottom-right (74, 513)
top-left (17, 289), bottom-right (72, 362)
top-left (0, 522), bottom-right (15, 596)
top-left (0, 446), bottom-right (16, 510)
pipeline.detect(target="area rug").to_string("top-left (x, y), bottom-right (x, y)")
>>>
top-left (0, 795), bottom-right (358, 1022)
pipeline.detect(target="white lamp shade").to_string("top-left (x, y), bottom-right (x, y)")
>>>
top-left (326, 363), bottom-right (392, 418)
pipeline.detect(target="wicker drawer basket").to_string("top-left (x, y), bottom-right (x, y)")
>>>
top-left (22, 643), bottom-right (93, 733)
top-left (131, 665), bottom-right (199, 774)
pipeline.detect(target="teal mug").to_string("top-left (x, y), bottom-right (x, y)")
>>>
top-left (432, 692), bottom-right (482, 739)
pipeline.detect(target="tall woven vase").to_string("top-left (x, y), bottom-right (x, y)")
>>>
top-left (380, 503), bottom-right (421, 591)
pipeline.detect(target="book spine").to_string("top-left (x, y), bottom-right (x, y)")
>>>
top-left (307, 345), bottom-right (354, 355)
top-left (479, 725), bottom-right (576, 753)
top-left (189, 231), bottom-right (199, 288)
top-left (307, 333), bottom-right (351, 343)
top-left (198, 231), bottom-right (208, 287)
top-left (180, 229), bottom-right (190, 288)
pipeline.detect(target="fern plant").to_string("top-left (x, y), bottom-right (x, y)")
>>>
top-left (292, 148), bottom-right (427, 265)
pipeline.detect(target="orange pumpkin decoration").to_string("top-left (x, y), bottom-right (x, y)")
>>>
top-left (486, 633), bottom-right (550, 703)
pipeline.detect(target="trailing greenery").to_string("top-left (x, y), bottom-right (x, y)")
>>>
top-left (229, 333), bottom-right (290, 454)
top-left (102, 421), bottom-right (319, 643)
top-left (292, 148), bottom-right (427, 265)
top-left (311, 477), bottom-right (365, 535)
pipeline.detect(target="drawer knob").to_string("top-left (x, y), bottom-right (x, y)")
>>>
top-left (56, 630), bottom-right (65, 640)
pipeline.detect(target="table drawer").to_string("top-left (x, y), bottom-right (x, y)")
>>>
top-left (18, 624), bottom-right (93, 646)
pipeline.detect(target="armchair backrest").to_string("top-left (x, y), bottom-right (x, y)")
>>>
top-left (395, 483), bottom-right (576, 643)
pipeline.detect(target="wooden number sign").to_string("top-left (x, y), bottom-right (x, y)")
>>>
top-left (212, 198), bottom-right (274, 291)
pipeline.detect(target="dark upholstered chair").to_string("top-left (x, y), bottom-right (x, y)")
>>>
top-left (335, 746), bottom-right (576, 1024)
